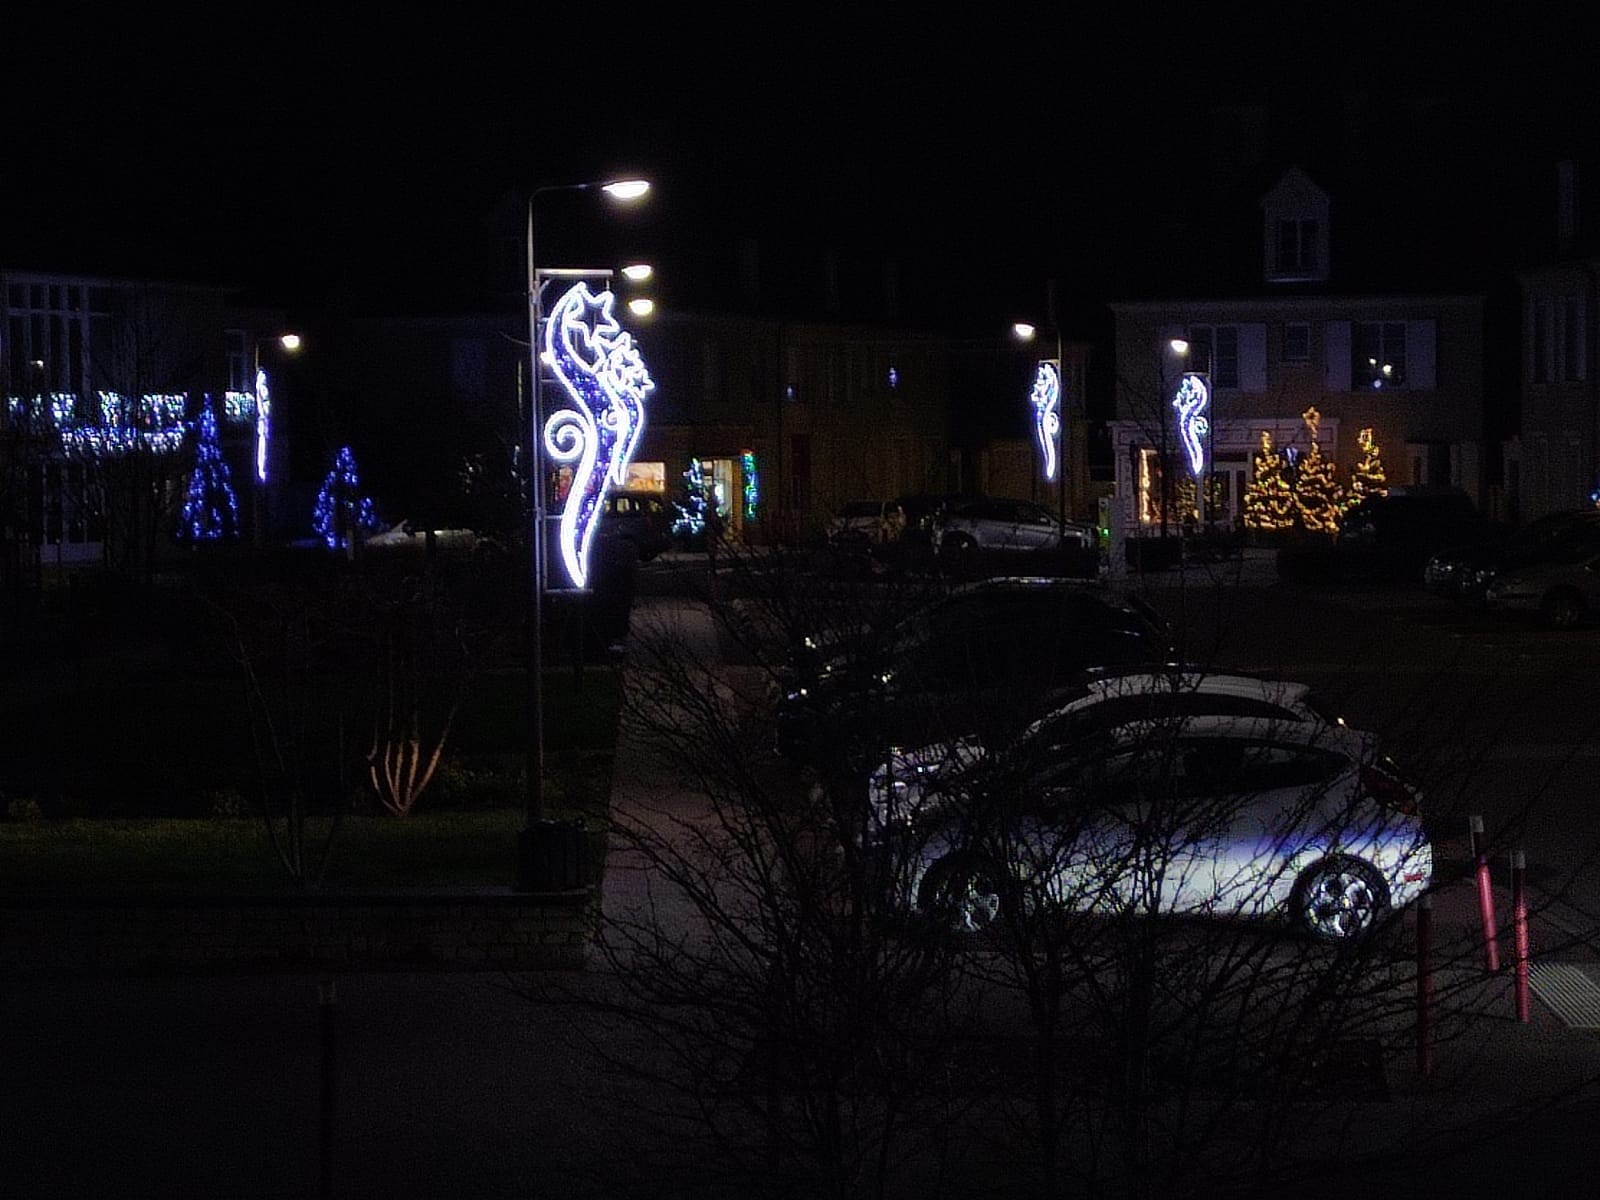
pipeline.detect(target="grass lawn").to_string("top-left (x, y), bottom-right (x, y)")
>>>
top-left (0, 809), bottom-right (609, 896)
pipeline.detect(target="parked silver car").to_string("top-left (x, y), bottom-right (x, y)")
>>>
top-left (876, 714), bottom-right (1432, 942)
top-left (934, 498), bottom-right (1097, 578)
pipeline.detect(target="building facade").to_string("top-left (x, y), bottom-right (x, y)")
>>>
top-left (0, 268), bottom-right (288, 578)
top-left (1107, 168), bottom-right (1487, 557)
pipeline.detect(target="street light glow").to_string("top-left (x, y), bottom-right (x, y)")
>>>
top-left (621, 263), bottom-right (654, 282)
top-left (1013, 322), bottom-right (1037, 341)
top-left (279, 334), bottom-right (303, 352)
top-left (627, 297), bottom-right (656, 317)
top-left (602, 179), bottom-right (651, 201)
top-left (1170, 338), bottom-right (1191, 355)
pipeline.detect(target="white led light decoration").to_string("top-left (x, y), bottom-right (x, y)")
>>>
top-left (255, 368), bottom-right (271, 482)
top-left (541, 282), bottom-right (655, 588)
top-left (1173, 372), bottom-right (1210, 478)
top-left (1030, 361), bottom-right (1061, 482)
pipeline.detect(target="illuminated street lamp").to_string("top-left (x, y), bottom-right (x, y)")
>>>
top-left (520, 176), bottom-right (651, 892)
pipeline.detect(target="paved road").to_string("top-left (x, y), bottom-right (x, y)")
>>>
top-left (7, 569), bottom-right (1600, 1199)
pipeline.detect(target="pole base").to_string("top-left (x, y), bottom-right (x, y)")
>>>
top-left (516, 819), bottom-right (591, 892)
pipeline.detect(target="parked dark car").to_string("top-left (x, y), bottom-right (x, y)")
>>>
top-left (776, 577), bottom-right (1173, 769)
top-left (1334, 486), bottom-right (1487, 582)
top-left (601, 489), bottom-right (673, 562)
top-left (1279, 486), bottom-right (1487, 585)
top-left (1424, 509), bottom-right (1600, 604)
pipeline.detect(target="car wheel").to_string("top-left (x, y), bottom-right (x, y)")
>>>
top-left (1542, 586), bottom-right (1585, 630)
top-left (1291, 856), bottom-right (1389, 941)
top-left (919, 855), bottom-right (1010, 935)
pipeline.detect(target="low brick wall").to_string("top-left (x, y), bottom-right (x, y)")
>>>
top-left (0, 889), bottom-right (597, 974)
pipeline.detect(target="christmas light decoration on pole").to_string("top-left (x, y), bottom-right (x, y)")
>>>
top-left (541, 281), bottom-right (655, 589)
top-left (1029, 360), bottom-right (1061, 483)
top-left (520, 176), bottom-right (651, 893)
top-left (1173, 372), bottom-right (1211, 478)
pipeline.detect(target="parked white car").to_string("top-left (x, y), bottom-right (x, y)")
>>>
top-left (868, 669), bottom-right (1342, 830)
top-left (877, 714), bottom-right (1431, 942)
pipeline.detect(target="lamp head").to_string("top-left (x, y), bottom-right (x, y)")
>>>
top-left (1012, 322), bottom-right (1037, 342)
top-left (602, 179), bottom-right (651, 201)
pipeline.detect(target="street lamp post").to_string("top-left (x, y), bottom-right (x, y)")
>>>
top-left (251, 332), bottom-right (302, 547)
top-left (518, 177), bottom-right (649, 893)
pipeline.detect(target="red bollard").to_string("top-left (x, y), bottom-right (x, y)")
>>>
top-left (1416, 891), bottom-right (1434, 1076)
top-left (1470, 815), bottom-right (1500, 974)
top-left (1511, 849), bottom-right (1530, 1024)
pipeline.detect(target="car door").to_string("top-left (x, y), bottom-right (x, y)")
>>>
top-left (1011, 501), bottom-right (1061, 552)
top-left (1198, 737), bottom-right (1352, 916)
top-left (1019, 736), bottom-right (1190, 915)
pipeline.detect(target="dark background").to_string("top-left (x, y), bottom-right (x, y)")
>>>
top-left (6, 6), bottom-right (1598, 334)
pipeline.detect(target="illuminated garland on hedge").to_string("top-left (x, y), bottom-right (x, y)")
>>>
top-left (223, 390), bottom-right (256, 424)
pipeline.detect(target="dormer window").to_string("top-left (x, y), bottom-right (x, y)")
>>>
top-left (1276, 219), bottom-right (1319, 275)
top-left (1261, 167), bottom-right (1330, 284)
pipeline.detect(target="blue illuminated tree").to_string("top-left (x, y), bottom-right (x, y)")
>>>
top-left (312, 445), bottom-right (379, 549)
top-left (177, 401), bottom-right (239, 541)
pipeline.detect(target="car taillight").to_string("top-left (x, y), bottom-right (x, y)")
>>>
top-left (1360, 761), bottom-right (1418, 815)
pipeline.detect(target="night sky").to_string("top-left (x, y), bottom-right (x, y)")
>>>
top-left (4, 7), bottom-right (1599, 332)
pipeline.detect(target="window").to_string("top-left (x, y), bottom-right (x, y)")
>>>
top-left (1282, 323), bottom-right (1311, 363)
top-left (1184, 325), bottom-right (1240, 389)
top-left (225, 329), bottom-right (248, 391)
top-left (1565, 297), bottom-right (1586, 382)
top-left (1352, 322), bottom-right (1406, 389)
top-left (1276, 219), bottom-right (1319, 275)
top-left (1533, 302), bottom-right (1552, 384)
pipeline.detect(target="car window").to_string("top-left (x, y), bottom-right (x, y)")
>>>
top-left (1227, 740), bottom-right (1346, 793)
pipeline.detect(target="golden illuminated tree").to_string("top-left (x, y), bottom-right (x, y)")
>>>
top-left (1292, 407), bottom-right (1344, 535)
top-left (1347, 426), bottom-right (1388, 506)
top-left (1243, 430), bottom-right (1295, 531)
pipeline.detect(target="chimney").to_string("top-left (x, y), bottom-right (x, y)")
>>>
top-left (1557, 160), bottom-right (1579, 251)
